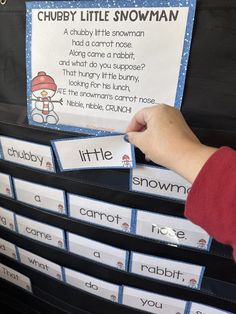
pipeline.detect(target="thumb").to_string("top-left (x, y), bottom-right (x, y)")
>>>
top-left (126, 131), bottom-right (145, 150)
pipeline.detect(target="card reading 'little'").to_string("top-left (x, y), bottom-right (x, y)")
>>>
top-left (51, 135), bottom-right (135, 171)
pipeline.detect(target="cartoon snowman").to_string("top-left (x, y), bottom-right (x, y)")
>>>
top-left (31, 71), bottom-right (62, 124)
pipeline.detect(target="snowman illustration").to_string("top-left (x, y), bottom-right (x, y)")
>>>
top-left (197, 238), bottom-right (207, 249)
top-left (122, 154), bottom-right (131, 167)
top-left (121, 222), bottom-right (130, 232)
top-left (188, 278), bottom-right (197, 288)
top-left (30, 71), bottom-right (63, 124)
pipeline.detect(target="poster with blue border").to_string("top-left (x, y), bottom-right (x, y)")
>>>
top-left (26, 0), bottom-right (196, 135)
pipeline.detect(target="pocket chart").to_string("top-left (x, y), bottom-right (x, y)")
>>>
top-left (130, 252), bottom-right (205, 289)
top-left (65, 267), bottom-right (121, 302)
top-left (13, 177), bottom-right (67, 215)
top-left (0, 207), bottom-right (16, 232)
top-left (16, 215), bottom-right (66, 249)
top-left (18, 247), bottom-right (63, 281)
top-left (0, 136), bottom-right (56, 172)
top-left (0, 172), bottom-right (14, 198)
top-left (136, 210), bottom-right (212, 250)
top-left (68, 232), bottom-right (129, 270)
top-left (0, 238), bottom-right (18, 260)
top-left (68, 193), bottom-right (135, 232)
top-left (122, 286), bottom-right (187, 314)
top-left (51, 135), bottom-right (135, 171)
top-left (0, 263), bottom-right (32, 292)
top-left (131, 164), bottom-right (191, 201)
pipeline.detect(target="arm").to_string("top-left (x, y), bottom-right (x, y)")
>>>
top-left (125, 104), bottom-right (236, 259)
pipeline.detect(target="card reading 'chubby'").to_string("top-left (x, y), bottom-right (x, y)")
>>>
top-left (0, 172), bottom-right (14, 198)
top-left (52, 135), bottom-right (135, 171)
top-left (122, 286), bottom-right (187, 314)
top-left (68, 193), bottom-right (135, 232)
top-left (0, 263), bottom-right (32, 292)
top-left (68, 232), bottom-right (129, 270)
top-left (65, 267), bottom-right (121, 302)
top-left (131, 164), bottom-right (191, 201)
top-left (189, 302), bottom-right (233, 314)
top-left (13, 178), bottom-right (67, 215)
top-left (0, 136), bottom-right (56, 172)
top-left (0, 238), bottom-right (18, 260)
top-left (136, 210), bottom-right (212, 251)
top-left (18, 247), bottom-right (64, 281)
top-left (0, 207), bottom-right (16, 232)
top-left (130, 252), bottom-right (205, 289)
top-left (16, 215), bottom-right (66, 249)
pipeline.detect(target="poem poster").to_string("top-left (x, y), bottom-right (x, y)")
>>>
top-left (26, 0), bottom-right (196, 134)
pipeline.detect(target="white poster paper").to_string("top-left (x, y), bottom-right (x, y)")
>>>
top-left (0, 263), bottom-right (32, 292)
top-left (0, 136), bottom-right (55, 172)
top-left (130, 252), bottom-right (204, 289)
top-left (0, 238), bottom-right (18, 260)
top-left (13, 178), bottom-right (67, 215)
top-left (52, 135), bottom-right (135, 171)
top-left (68, 193), bottom-right (134, 232)
top-left (0, 172), bottom-right (14, 198)
top-left (18, 247), bottom-right (63, 281)
top-left (136, 210), bottom-right (212, 250)
top-left (189, 302), bottom-right (232, 314)
top-left (26, 0), bottom-right (196, 134)
top-left (65, 267), bottom-right (120, 302)
top-left (68, 232), bottom-right (128, 270)
top-left (131, 164), bottom-right (191, 201)
top-left (0, 207), bottom-right (16, 232)
top-left (122, 286), bottom-right (187, 314)
top-left (16, 215), bottom-right (66, 249)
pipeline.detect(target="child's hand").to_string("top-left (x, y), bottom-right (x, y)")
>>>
top-left (125, 104), bottom-right (217, 183)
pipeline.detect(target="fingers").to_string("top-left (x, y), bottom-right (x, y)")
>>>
top-left (125, 108), bottom-right (149, 133)
top-left (125, 131), bottom-right (146, 151)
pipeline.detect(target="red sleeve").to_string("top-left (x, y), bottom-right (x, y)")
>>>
top-left (185, 147), bottom-right (236, 261)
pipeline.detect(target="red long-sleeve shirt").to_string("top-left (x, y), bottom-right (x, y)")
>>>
top-left (185, 147), bottom-right (236, 261)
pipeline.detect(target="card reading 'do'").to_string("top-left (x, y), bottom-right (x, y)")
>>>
top-left (51, 135), bottom-right (135, 171)
top-left (65, 267), bottom-right (121, 302)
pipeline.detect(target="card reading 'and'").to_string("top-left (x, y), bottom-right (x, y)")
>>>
top-left (52, 135), bottom-right (135, 171)
top-left (26, 0), bottom-right (196, 134)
